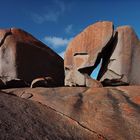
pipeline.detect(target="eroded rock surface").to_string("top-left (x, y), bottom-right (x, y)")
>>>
top-left (64, 21), bottom-right (114, 87)
top-left (64, 21), bottom-right (140, 87)
top-left (0, 28), bottom-right (64, 87)
top-left (2, 86), bottom-right (140, 140)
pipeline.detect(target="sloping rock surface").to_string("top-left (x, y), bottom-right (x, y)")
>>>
top-left (2, 86), bottom-right (140, 140)
top-left (0, 91), bottom-right (98, 140)
top-left (0, 28), bottom-right (64, 86)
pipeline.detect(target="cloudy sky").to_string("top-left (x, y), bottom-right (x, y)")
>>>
top-left (1, 0), bottom-right (140, 78)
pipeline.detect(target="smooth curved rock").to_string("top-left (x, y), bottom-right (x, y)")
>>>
top-left (31, 77), bottom-right (56, 88)
top-left (64, 21), bottom-right (114, 86)
top-left (0, 28), bottom-right (64, 87)
top-left (100, 26), bottom-right (139, 85)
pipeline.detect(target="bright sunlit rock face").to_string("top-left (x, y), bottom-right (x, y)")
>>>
top-left (64, 21), bottom-right (113, 87)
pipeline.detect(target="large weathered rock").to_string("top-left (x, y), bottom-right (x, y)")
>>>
top-left (64, 22), bottom-right (140, 86)
top-left (64, 21), bottom-right (114, 86)
top-left (2, 86), bottom-right (140, 140)
top-left (100, 26), bottom-right (140, 85)
top-left (0, 28), bottom-right (64, 87)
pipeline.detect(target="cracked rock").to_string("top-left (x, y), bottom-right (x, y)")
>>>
top-left (65, 21), bottom-right (140, 86)
top-left (64, 21), bottom-right (114, 87)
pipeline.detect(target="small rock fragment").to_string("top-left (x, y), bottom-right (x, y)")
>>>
top-left (101, 78), bottom-right (129, 87)
top-left (85, 74), bottom-right (103, 87)
top-left (20, 92), bottom-right (33, 99)
top-left (31, 77), bottom-right (56, 88)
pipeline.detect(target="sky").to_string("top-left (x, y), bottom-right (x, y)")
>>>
top-left (1, 0), bottom-right (140, 78)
